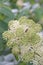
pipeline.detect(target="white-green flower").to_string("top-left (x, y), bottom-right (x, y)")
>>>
top-left (2, 16), bottom-right (42, 63)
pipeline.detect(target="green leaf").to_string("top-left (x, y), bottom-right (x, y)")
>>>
top-left (0, 6), bottom-right (14, 19)
top-left (0, 3), bottom-right (15, 54)
top-left (33, 7), bottom-right (43, 22)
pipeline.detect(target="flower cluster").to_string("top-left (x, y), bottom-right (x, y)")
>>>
top-left (2, 16), bottom-right (43, 64)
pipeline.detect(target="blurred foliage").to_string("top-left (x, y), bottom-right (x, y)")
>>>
top-left (9, 0), bottom-right (18, 8)
top-left (0, 0), bottom-right (15, 54)
top-left (30, 7), bottom-right (43, 22)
